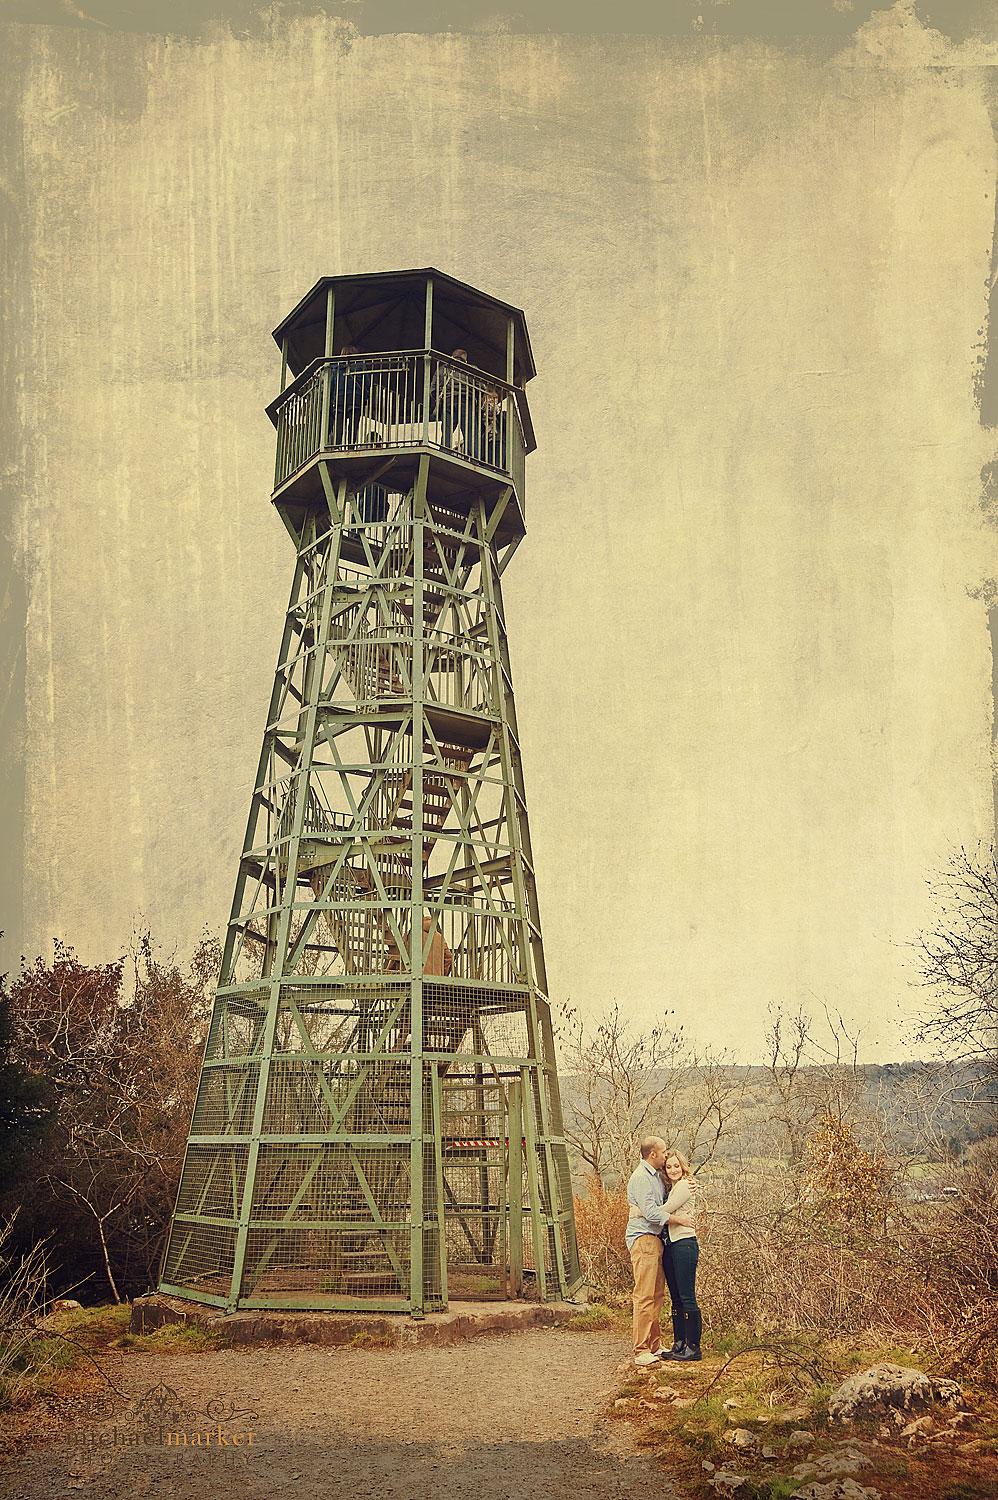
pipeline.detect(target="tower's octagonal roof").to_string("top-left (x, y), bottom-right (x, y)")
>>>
top-left (272, 269), bottom-right (537, 387)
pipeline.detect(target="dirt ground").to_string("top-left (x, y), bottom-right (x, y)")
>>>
top-left (0, 1330), bottom-right (678, 1500)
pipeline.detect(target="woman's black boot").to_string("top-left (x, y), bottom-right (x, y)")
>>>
top-left (659, 1311), bottom-right (687, 1359)
top-left (673, 1311), bottom-right (702, 1361)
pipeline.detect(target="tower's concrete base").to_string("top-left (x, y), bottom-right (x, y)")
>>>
top-left (131, 1292), bottom-right (590, 1348)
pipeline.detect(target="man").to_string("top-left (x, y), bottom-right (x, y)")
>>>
top-left (421, 912), bottom-right (453, 976)
top-left (383, 913), bottom-right (452, 976)
top-left (625, 1136), bottom-right (694, 1365)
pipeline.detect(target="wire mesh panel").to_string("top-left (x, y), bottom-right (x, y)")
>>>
top-left (161, 1144), bottom-right (249, 1297)
top-left (240, 1142), bottom-right (413, 1301)
top-left (191, 1063), bottom-right (259, 1136)
top-left (204, 992), bottom-right (269, 1061)
top-left (162, 1221), bottom-right (239, 1299)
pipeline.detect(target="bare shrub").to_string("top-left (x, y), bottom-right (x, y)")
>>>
top-left (557, 1002), bottom-right (745, 1185)
top-left (699, 1173), bottom-right (930, 1345)
top-left (0, 1216), bottom-right (49, 1410)
top-left (922, 1138), bottom-right (998, 1382)
top-left (572, 1178), bottom-right (632, 1305)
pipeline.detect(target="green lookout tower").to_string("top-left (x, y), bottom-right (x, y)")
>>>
top-left (160, 270), bottom-right (582, 1315)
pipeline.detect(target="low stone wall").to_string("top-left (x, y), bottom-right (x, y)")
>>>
top-left (131, 1293), bottom-right (588, 1347)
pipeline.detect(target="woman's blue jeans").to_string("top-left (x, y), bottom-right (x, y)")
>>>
top-left (662, 1235), bottom-right (701, 1347)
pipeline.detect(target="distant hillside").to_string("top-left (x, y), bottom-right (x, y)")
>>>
top-left (558, 1059), bottom-right (989, 1183)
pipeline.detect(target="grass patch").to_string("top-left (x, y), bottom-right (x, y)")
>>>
top-left (709, 1325), bottom-right (759, 1357)
top-left (598, 1333), bottom-right (998, 1500)
top-left (0, 1303), bottom-right (132, 1429)
top-left (17, 1303), bottom-right (133, 1379)
top-left (563, 1304), bottom-right (626, 1333)
top-left (347, 1330), bottom-right (395, 1349)
top-left (39, 1303), bottom-right (132, 1344)
top-left (731, 1479), bottom-right (803, 1500)
top-left (671, 1392), bottom-right (732, 1460)
top-left (868, 1451), bottom-right (912, 1480)
top-left (117, 1320), bottom-right (227, 1355)
top-left (805, 1382), bottom-right (833, 1428)
top-left (836, 1339), bottom-right (935, 1373)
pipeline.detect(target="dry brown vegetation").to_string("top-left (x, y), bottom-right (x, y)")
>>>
top-left (567, 983), bottom-right (998, 1390)
top-left (0, 932), bottom-right (217, 1303)
top-left (575, 1119), bottom-right (998, 1384)
top-left (572, 1003), bottom-right (998, 1500)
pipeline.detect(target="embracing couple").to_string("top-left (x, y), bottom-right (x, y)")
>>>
top-left (625, 1136), bottom-right (702, 1367)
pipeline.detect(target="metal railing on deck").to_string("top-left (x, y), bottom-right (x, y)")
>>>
top-left (273, 352), bottom-right (528, 496)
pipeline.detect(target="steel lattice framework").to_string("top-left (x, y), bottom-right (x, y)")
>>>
top-left (160, 270), bottom-right (581, 1314)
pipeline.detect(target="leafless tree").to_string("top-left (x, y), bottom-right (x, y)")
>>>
top-left (914, 845), bottom-right (998, 1084)
top-left (762, 1004), bottom-right (868, 1167)
top-left (556, 1002), bottom-right (746, 1185)
top-left (874, 1060), bottom-right (978, 1165)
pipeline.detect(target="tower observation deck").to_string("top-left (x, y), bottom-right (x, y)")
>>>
top-left (160, 270), bottom-right (582, 1315)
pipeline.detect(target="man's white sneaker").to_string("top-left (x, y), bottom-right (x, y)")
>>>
top-left (634, 1351), bottom-right (660, 1366)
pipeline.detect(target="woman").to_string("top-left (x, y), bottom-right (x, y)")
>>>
top-left (659, 1150), bottom-right (702, 1361)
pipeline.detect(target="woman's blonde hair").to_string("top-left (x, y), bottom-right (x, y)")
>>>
top-left (663, 1149), bottom-right (693, 1180)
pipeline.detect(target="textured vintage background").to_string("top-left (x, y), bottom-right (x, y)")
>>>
top-left (2, 1), bottom-right (997, 1058)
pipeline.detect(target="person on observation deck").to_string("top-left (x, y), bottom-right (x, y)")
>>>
top-left (432, 348), bottom-right (475, 456)
top-left (421, 912), bottom-right (453, 976)
top-left (479, 380), bottom-right (507, 471)
top-left (330, 343), bottom-right (369, 447)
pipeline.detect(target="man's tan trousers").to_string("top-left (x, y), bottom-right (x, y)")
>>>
top-left (629, 1233), bottom-right (665, 1355)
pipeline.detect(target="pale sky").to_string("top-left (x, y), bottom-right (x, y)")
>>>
top-left (6, 5), bottom-right (998, 1062)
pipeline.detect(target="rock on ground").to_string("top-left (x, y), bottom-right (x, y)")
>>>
top-left (710, 1472), bottom-right (751, 1496)
top-left (828, 1364), bottom-right (962, 1424)
top-left (790, 1481), bottom-right (881, 1500)
top-left (803, 1444), bottom-right (871, 1479)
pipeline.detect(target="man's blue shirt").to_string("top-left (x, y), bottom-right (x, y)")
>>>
top-left (625, 1158), bottom-right (670, 1250)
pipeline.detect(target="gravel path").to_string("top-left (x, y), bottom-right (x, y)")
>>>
top-left (1, 1331), bottom-right (679, 1500)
